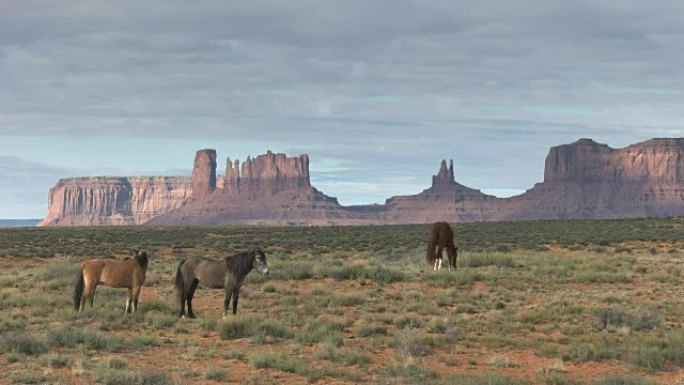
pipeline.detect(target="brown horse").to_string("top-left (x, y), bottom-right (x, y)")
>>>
top-left (426, 222), bottom-right (458, 271)
top-left (74, 251), bottom-right (149, 314)
top-left (175, 249), bottom-right (269, 318)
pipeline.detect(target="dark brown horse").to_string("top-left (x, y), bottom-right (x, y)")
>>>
top-left (426, 222), bottom-right (458, 271)
top-left (175, 249), bottom-right (269, 318)
top-left (74, 251), bottom-right (149, 314)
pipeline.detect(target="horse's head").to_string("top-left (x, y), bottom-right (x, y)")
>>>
top-left (134, 250), bottom-right (149, 270)
top-left (252, 249), bottom-right (269, 276)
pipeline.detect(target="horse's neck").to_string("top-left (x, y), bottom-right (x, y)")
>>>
top-left (234, 254), bottom-right (254, 276)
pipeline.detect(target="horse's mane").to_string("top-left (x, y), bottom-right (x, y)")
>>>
top-left (225, 250), bottom-right (256, 275)
top-left (134, 251), bottom-right (149, 269)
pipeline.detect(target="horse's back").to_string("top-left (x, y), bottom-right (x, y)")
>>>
top-left (432, 222), bottom-right (454, 245)
top-left (84, 259), bottom-right (143, 288)
top-left (183, 257), bottom-right (227, 289)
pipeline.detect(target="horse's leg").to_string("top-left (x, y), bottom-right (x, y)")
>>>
top-left (437, 247), bottom-right (445, 270)
top-left (448, 247), bottom-right (456, 271)
top-left (125, 288), bottom-right (132, 314)
top-left (86, 282), bottom-right (97, 309)
top-left (187, 279), bottom-right (199, 319)
top-left (132, 284), bottom-right (141, 313)
top-left (223, 288), bottom-right (233, 319)
top-left (446, 247), bottom-right (452, 271)
top-left (232, 287), bottom-right (240, 315)
top-left (178, 281), bottom-right (186, 318)
top-left (179, 290), bottom-right (186, 318)
top-left (79, 280), bottom-right (91, 313)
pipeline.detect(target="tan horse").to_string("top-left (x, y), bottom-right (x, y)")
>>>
top-left (74, 251), bottom-right (149, 314)
top-left (426, 222), bottom-right (458, 271)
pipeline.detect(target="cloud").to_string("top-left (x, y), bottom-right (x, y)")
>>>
top-left (1, 1), bottom-right (684, 216)
top-left (0, 156), bottom-right (75, 218)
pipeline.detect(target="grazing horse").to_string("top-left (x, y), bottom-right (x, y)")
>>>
top-left (175, 249), bottom-right (269, 318)
top-left (426, 222), bottom-right (458, 271)
top-left (74, 251), bottom-right (149, 314)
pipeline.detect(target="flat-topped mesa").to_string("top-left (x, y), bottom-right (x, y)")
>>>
top-left (544, 138), bottom-right (684, 183)
top-left (38, 176), bottom-right (191, 226)
top-left (223, 150), bottom-right (311, 195)
top-left (191, 149), bottom-right (217, 197)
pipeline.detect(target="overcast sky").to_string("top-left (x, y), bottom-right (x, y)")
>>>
top-left (2, 0), bottom-right (684, 218)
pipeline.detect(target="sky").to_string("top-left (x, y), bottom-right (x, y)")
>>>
top-left (1, 0), bottom-right (684, 218)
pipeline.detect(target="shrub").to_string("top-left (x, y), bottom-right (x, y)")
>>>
top-left (10, 371), bottom-right (52, 385)
top-left (218, 316), bottom-right (253, 340)
top-left (249, 351), bottom-right (297, 372)
top-left (204, 369), bottom-right (228, 381)
top-left (0, 333), bottom-right (48, 355)
top-left (591, 376), bottom-right (658, 385)
top-left (295, 318), bottom-right (346, 345)
top-left (48, 327), bottom-right (119, 351)
top-left (596, 308), bottom-right (661, 331)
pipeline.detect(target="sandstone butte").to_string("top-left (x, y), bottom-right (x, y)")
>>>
top-left (38, 138), bottom-right (684, 227)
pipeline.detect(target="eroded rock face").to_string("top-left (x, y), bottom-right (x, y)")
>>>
top-left (147, 151), bottom-right (353, 225)
top-left (545, 138), bottom-right (684, 183)
top-left (502, 138), bottom-right (684, 220)
top-left (348, 159), bottom-right (501, 224)
top-left (222, 151), bottom-right (310, 196)
top-left (38, 176), bottom-right (191, 226)
top-left (39, 138), bottom-right (684, 226)
top-left (191, 149), bottom-right (217, 197)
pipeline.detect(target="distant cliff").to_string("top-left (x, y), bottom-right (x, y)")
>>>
top-left (39, 138), bottom-right (684, 226)
top-left (39, 176), bottom-right (191, 226)
top-left (502, 138), bottom-right (684, 220)
top-left (146, 150), bottom-right (355, 225)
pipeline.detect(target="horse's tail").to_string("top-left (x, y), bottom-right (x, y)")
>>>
top-left (426, 226), bottom-right (437, 265)
top-left (74, 270), bottom-right (84, 311)
top-left (174, 260), bottom-right (186, 309)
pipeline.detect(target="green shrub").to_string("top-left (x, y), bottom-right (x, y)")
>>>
top-left (10, 371), bottom-right (52, 385)
top-left (48, 327), bottom-right (119, 351)
top-left (249, 351), bottom-right (297, 372)
top-left (219, 316), bottom-right (253, 339)
top-left (295, 318), bottom-right (346, 345)
top-left (204, 369), bottom-right (228, 381)
top-left (444, 372), bottom-right (530, 385)
top-left (591, 376), bottom-right (658, 385)
top-left (0, 333), bottom-right (48, 355)
top-left (460, 253), bottom-right (515, 268)
top-left (40, 353), bottom-right (73, 368)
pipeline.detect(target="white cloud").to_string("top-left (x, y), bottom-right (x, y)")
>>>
top-left (1, 1), bottom-right (684, 217)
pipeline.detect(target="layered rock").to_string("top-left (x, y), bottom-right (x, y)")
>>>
top-left (501, 138), bottom-right (684, 220)
top-left (40, 138), bottom-right (684, 226)
top-left (147, 151), bottom-right (356, 225)
top-left (348, 159), bottom-right (502, 224)
top-left (39, 176), bottom-right (191, 226)
top-left (191, 149), bottom-right (217, 197)
top-left (222, 151), bottom-right (311, 196)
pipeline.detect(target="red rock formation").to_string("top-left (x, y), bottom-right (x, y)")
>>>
top-left (191, 149), bottom-right (217, 197)
top-left (502, 138), bottom-right (684, 220)
top-left (147, 151), bottom-right (355, 225)
top-left (39, 138), bottom-right (684, 226)
top-left (348, 159), bottom-right (501, 224)
top-left (224, 151), bottom-right (310, 196)
top-left (38, 176), bottom-right (191, 226)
